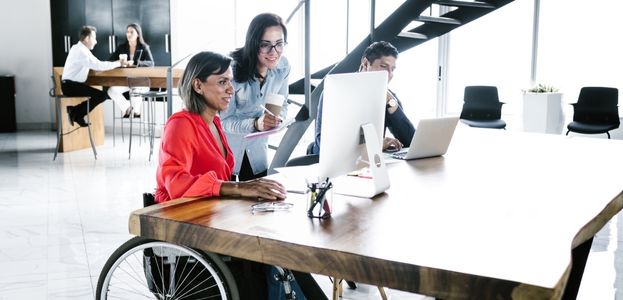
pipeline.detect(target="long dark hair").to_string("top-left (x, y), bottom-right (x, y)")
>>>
top-left (127, 23), bottom-right (148, 46)
top-left (231, 13), bottom-right (287, 83)
top-left (179, 51), bottom-right (233, 114)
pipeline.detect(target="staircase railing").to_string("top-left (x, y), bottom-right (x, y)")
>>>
top-left (270, 0), bottom-right (515, 169)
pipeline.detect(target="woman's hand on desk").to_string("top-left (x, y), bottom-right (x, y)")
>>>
top-left (221, 178), bottom-right (287, 200)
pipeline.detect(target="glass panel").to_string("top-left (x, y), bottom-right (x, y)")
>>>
top-left (170, 0), bottom-right (236, 63)
top-left (539, 0), bottom-right (623, 112)
top-left (445, 1), bottom-right (533, 126)
top-left (374, 0), bottom-right (440, 120)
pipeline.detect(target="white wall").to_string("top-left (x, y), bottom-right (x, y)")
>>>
top-left (0, 0), bottom-right (54, 129)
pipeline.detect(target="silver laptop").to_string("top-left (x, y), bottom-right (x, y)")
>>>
top-left (391, 117), bottom-right (459, 160)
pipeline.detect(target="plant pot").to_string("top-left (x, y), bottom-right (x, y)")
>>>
top-left (522, 92), bottom-right (564, 134)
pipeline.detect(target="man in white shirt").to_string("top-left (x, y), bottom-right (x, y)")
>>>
top-left (61, 26), bottom-right (121, 127)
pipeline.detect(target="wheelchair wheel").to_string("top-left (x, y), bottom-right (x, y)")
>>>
top-left (96, 236), bottom-right (239, 300)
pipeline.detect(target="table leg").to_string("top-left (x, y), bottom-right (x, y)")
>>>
top-left (53, 97), bottom-right (61, 160)
top-left (561, 237), bottom-right (593, 300)
top-left (332, 278), bottom-right (342, 300)
top-left (378, 286), bottom-right (388, 300)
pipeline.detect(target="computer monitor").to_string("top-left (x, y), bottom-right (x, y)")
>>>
top-left (318, 71), bottom-right (390, 198)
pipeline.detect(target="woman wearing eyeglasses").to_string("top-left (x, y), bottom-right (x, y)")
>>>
top-left (220, 13), bottom-right (327, 300)
top-left (221, 12), bottom-right (290, 182)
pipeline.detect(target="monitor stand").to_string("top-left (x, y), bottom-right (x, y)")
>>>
top-left (333, 123), bottom-right (391, 198)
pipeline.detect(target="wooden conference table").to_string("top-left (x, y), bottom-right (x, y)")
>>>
top-left (85, 66), bottom-right (183, 88)
top-left (129, 128), bottom-right (623, 299)
top-left (53, 66), bottom-right (183, 95)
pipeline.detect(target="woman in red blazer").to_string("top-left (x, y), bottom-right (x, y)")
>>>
top-left (155, 51), bottom-right (286, 203)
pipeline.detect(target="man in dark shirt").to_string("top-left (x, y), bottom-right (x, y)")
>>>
top-left (309, 41), bottom-right (416, 155)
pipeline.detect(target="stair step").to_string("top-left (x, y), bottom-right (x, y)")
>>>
top-left (415, 15), bottom-right (461, 25)
top-left (435, 0), bottom-right (496, 9)
top-left (397, 31), bottom-right (428, 40)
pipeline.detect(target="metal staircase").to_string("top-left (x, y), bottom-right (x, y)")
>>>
top-left (271, 0), bottom-right (515, 169)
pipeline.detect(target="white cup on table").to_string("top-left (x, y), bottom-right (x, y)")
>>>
top-left (119, 54), bottom-right (128, 67)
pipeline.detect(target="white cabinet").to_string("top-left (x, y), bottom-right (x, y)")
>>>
top-left (522, 93), bottom-right (564, 134)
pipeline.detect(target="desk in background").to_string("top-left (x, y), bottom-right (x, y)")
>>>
top-left (129, 128), bottom-right (623, 299)
top-left (51, 67), bottom-right (182, 152)
top-left (85, 67), bottom-right (182, 89)
top-left (53, 66), bottom-right (183, 95)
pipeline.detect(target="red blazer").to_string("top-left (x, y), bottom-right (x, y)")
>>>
top-left (155, 111), bottom-right (234, 203)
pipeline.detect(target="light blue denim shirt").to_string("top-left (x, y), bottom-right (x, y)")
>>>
top-left (220, 57), bottom-right (290, 175)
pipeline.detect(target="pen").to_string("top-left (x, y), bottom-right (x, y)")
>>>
top-left (259, 105), bottom-right (276, 117)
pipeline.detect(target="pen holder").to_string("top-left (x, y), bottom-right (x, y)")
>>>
top-left (306, 179), bottom-right (333, 219)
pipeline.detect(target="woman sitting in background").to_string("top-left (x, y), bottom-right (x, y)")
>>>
top-left (107, 23), bottom-right (155, 117)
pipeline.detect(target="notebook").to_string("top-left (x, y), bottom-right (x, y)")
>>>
top-left (391, 116), bottom-right (459, 160)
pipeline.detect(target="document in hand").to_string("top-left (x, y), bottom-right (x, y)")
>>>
top-left (244, 118), bottom-right (295, 140)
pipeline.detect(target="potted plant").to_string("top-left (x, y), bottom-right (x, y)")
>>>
top-left (522, 84), bottom-right (564, 134)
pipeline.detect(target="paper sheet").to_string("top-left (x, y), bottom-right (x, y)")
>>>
top-left (244, 118), bottom-right (295, 139)
top-left (269, 164), bottom-right (320, 194)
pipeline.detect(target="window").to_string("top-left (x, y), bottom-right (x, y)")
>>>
top-left (538, 0), bottom-right (623, 108)
top-left (444, 1), bottom-right (532, 121)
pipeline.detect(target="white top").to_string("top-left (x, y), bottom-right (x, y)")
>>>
top-left (61, 42), bottom-right (120, 83)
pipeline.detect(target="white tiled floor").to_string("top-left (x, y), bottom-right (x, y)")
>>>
top-left (0, 129), bottom-right (621, 299)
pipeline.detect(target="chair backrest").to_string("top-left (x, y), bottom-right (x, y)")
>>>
top-left (128, 77), bottom-right (151, 89)
top-left (577, 87), bottom-right (618, 107)
top-left (573, 87), bottom-right (619, 124)
top-left (143, 192), bottom-right (156, 207)
top-left (285, 154), bottom-right (319, 167)
top-left (460, 85), bottom-right (503, 120)
top-left (128, 77), bottom-right (152, 97)
top-left (52, 67), bottom-right (64, 96)
top-left (464, 85), bottom-right (500, 105)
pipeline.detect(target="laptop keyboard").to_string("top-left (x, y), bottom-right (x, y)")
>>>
top-left (391, 151), bottom-right (408, 160)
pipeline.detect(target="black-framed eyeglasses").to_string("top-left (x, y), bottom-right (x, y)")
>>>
top-left (259, 41), bottom-right (287, 54)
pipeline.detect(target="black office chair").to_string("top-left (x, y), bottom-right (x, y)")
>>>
top-left (566, 87), bottom-right (619, 139)
top-left (285, 154), bottom-right (319, 167)
top-left (459, 86), bottom-right (506, 129)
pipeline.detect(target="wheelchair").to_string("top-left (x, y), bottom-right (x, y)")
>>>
top-left (96, 235), bottom-right (239, 300)
top-left (96, 193), bottom-right (304, 300)
top-left (96, 193), bottom-right (240, 300)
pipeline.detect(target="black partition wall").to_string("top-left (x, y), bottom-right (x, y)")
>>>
top-left (50, 0), bottom-right (171, 66)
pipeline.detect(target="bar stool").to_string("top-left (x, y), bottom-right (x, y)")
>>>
top-left (127, 77), bottom-right (168, 161)
top-left (111, 94), bottom-right (142, 159)
top-left (111, 96), bottom-right (140, 148)
top-left (49, 81), bottom-right (97, 160)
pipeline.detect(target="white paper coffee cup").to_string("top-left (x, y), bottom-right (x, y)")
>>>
top-left (265, 94), bottom-right (284, 116)
top-left (119, 54), bottom-right (128, 65)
